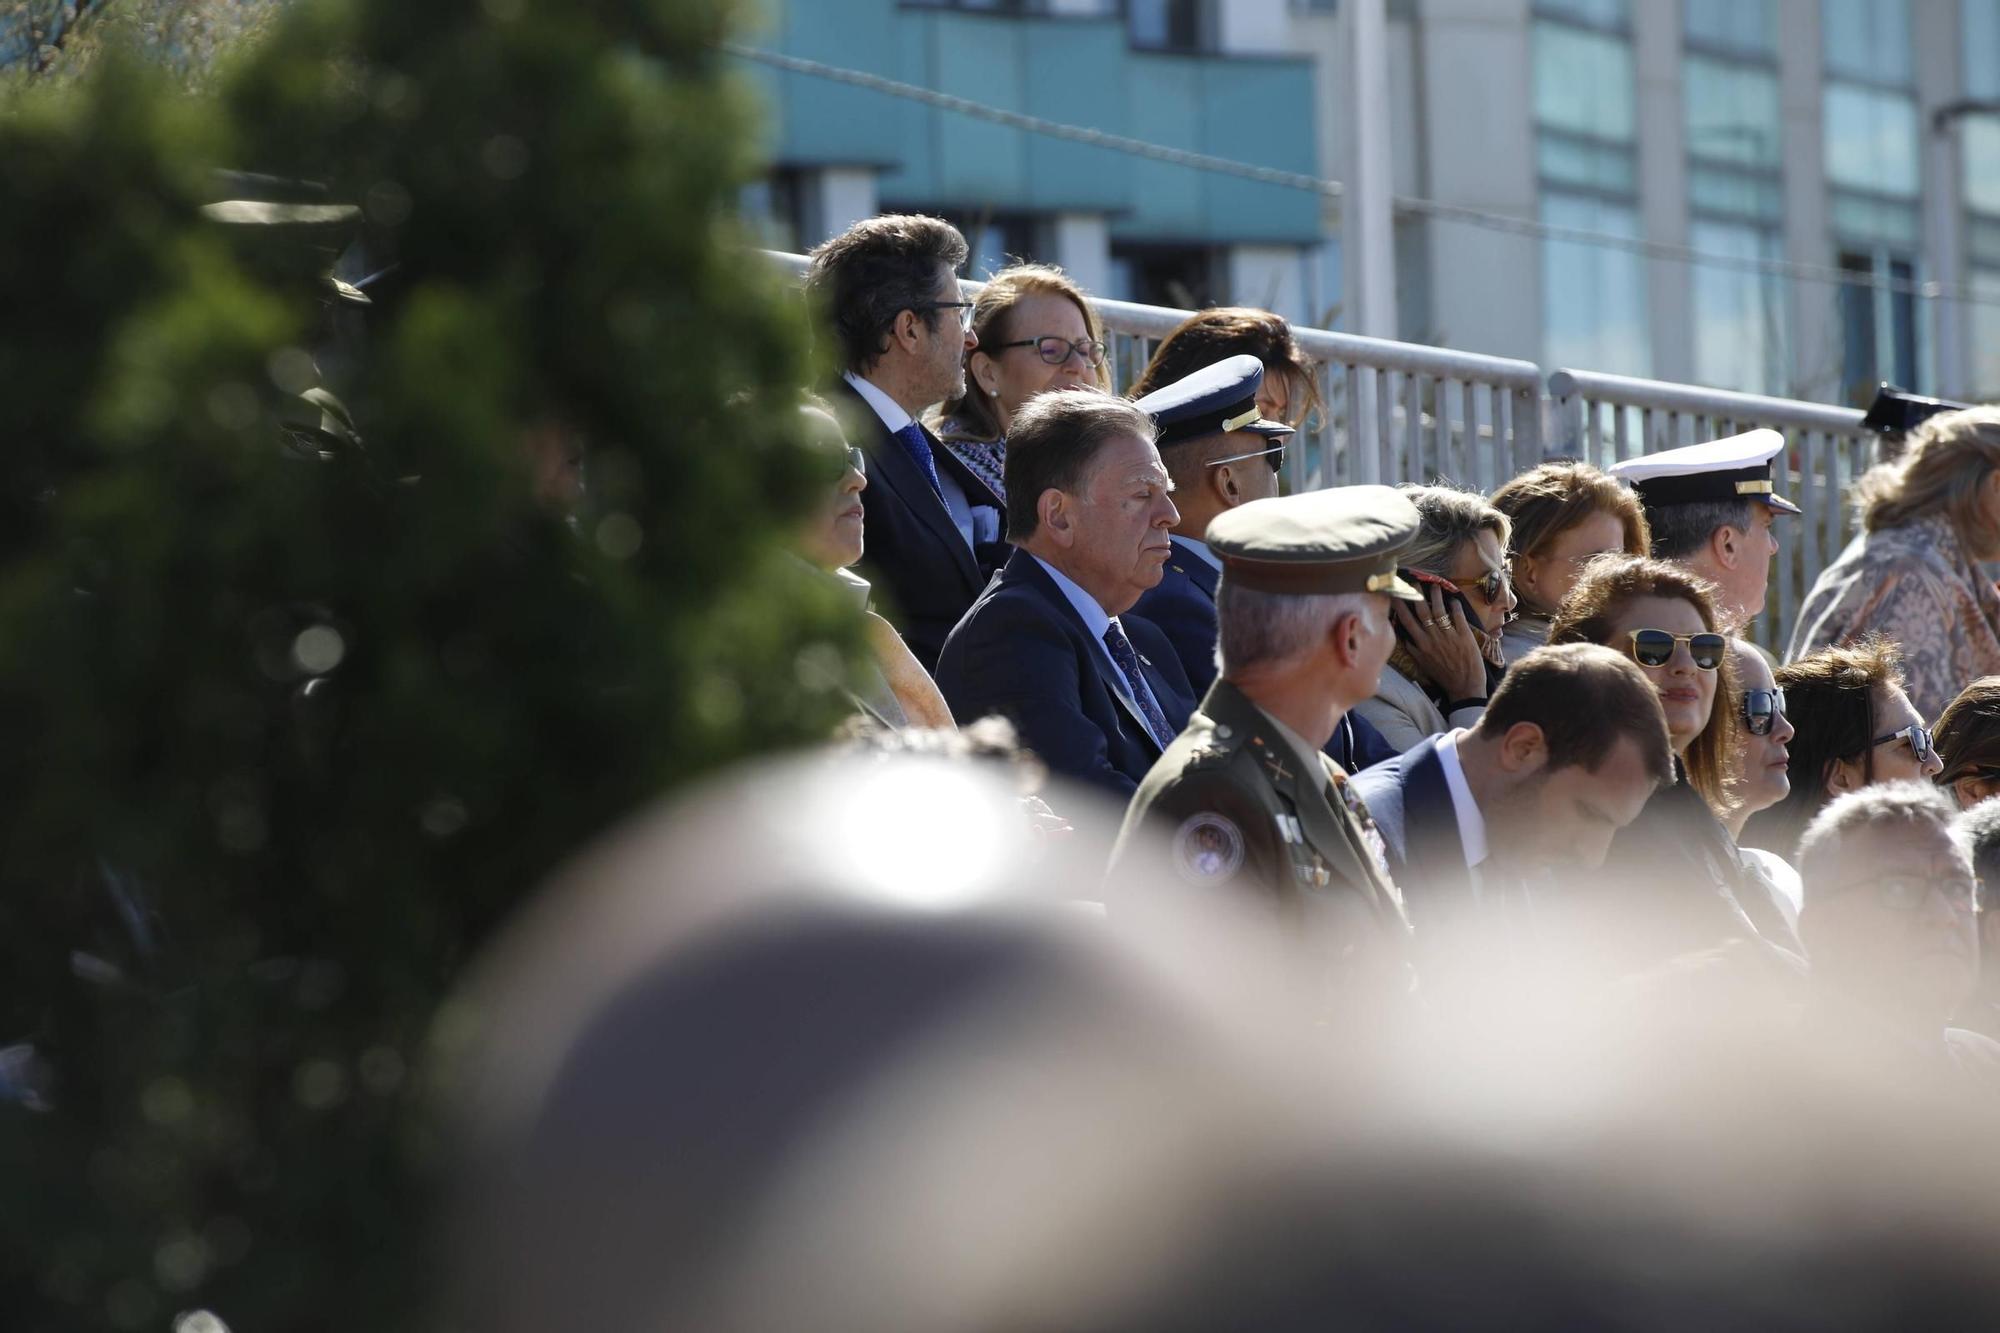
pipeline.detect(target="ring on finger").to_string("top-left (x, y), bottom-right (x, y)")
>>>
top-left (1438, 615), bottom-right (1454, 630)
top-left (1422, 617), bottom-right (1437, 628)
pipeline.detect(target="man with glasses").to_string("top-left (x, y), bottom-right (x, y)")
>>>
top-left (805, 214), bottom-right (1005, 672)
top-left (1796, 783), bottom-right (2000, 1085)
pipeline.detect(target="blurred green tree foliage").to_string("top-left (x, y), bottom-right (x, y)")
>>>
top-left (0, 0), bottom-right (850, 1328)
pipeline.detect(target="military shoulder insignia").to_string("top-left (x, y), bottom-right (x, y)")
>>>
top-left (1172, 812), bottom-right (1245, 882)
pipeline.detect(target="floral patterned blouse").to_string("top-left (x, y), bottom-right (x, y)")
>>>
top-left (931, 412), bottom-right (1008, 503)
top-left (1787, 513), bottom-right (2000, 723)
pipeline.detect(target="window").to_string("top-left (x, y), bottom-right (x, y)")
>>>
top-left (1683, 26), bottom-right (1785, 394)
top-left (1127, 0), bottom-right (1211, 51)
top-left (1534, 6), bottom-right (1646, 373)
top-left (1824, 0), bottom-right (1919, 401)
top-left (740, 170), bottom-right (809, 254)
top-left (1109, 244), bottom-right (1220, 311)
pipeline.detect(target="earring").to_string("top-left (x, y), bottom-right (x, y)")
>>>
top-left (987, 386), bottom-right (998, 396)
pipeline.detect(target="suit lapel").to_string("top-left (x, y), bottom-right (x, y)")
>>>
top-left (1402, 741), bottom-right (1473, 902)
top-left (834, 381), bottom-right (979, 587)
top-left (1014, 553), bottom-right (1169, 754)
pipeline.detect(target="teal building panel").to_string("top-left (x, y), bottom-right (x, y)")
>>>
top-left (747, 2), bottom-right (1323, 246)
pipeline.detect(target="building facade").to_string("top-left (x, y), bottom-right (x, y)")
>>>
top-left (743, 0), bottom-right (2000, 408)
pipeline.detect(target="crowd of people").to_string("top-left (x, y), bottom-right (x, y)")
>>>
top-left (785, 211), bottom-right (2000, 1087)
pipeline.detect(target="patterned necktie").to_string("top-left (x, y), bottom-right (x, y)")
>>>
top-left (893, 421), bottom-right (944, 500)
top-left (1102, 621), bottom-right (1175, 749)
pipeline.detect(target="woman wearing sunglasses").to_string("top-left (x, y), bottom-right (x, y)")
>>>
top-left (1934, 677), bottom-right (2000, 809)
top-left (1489, 461), bottom-right (1651, 664)
top-left (794, 400), bottom-right (955, 731)
top-left (1550, 557), bottom-right (1801, 961)
top-left (1351, 485), bottom-right (1518, 755)
top-left (1738, 637), bottom-right (1942, 860)
top-left (927, 263), bottom-right (1110, 502)
top-left (1724, 644), bottom-right (1803, 932)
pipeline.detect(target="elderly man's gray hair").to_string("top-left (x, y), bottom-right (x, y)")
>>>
top-left (1216, 585), bottom-right (1378, 674)
top-left (1798, 781), bottom-right (1961, 883)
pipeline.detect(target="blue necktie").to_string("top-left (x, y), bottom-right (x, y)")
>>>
top-left (1103, 621), bottom-right (1176, 749)
top-left (893, 421), bottom-right (944, 500)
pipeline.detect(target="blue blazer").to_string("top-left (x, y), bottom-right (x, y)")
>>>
top-left (1130, 537), bottom-right (1395, 775)
top-left (1347, 734), bottom-right (1476, 927)
top-left (936, 548), bottom-right (1197, 799)
top-left (832, 378), bottom-right (1006, 673)
top-left (1131, 536), bottom-right (1222, 696)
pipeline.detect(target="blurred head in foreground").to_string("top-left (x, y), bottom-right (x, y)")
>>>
top-left (442, 752), bottom-right (2000, 1332)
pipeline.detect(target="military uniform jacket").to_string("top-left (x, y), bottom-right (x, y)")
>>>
top-left (1130, 535), bottom-right (1224, 697)
top-left (1114, 680), bottom-right (1411, 959)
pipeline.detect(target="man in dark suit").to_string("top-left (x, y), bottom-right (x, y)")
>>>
top-left (1130, 355), bottom-right (1396, 775)
top-left (935, 391), bottom-right (1195, 799)
top-left (806, 215), bottom-right (1006, 671)
top-left (1350, 643), bottom-right (1671, 933)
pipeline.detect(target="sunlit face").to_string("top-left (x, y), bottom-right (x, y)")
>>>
top-left (796, 408), bottom-right (868, 571)
top-left (1488, 734), bottom-right (1657, 875)
top-left (1063, 432), bottom-right (1179, 615)
top-left (918, 268), bottom-right (976, 407)
top-left (1724, 504), bottom-right (1779, 622)
top-left (1599, 594), bottom-right (1716, 754)
top-left (1733, 644), bottom-right (1794, 819)
top-left (1803, 819), bottom-right (1979, 1024)
top-left (1520, 508), bottom-right (1627, 617)
top-left (970, 293), bottom-right (1097, 432)
top-left (1864, 683), bottom-right (1942, 785)
top-left (1445, 530), bottom-right (1518, 638)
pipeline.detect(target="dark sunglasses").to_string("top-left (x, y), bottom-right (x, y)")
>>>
top-left (1870, 723), bottom-right (1938, 768)
top-left (1626, 628), bottom-right (1728, 670)
top-left (994, 335), bottom-right (1107, 368)
top-left (824, 445), bottom-right (865, 483)
top-left (1457, 568), bottom-right (1510, 604)
top-left (1206, 442), bottom-right (1285, 474)
top-left (1742, 686), bottom-right (1787, 736)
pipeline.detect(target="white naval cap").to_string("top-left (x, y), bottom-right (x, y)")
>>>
top-left (1607, 427), bottom-right (1800, 516)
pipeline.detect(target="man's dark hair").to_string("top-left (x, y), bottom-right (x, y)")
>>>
top-left (1474, 642), bottom-right (1675, 783)
top-left (1003, 390), bottom-right (1157, 539)
top-left (804, 214), bottom-right (969, 375)
top-left (1645, 497), bottom-right (1758, 561)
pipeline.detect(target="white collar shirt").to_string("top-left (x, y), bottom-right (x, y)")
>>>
top-left (1433, 728), bottom-right (1490, 870)
top-left (843, 370), bottom-right (978, 550)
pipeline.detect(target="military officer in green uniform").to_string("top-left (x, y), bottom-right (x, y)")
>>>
top-left (1113, 485), bottom-right (1425, 985)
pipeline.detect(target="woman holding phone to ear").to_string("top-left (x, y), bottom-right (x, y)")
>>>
top-left (1550, 555), bottom-right (1803, 964)
top-left (1351, 484), bottom-right (1517, 756)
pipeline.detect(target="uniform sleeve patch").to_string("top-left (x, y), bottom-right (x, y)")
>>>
top-left (1172, 812), bottom-right (1245, 881)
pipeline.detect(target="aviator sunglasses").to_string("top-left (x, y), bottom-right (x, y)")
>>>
top-left (1742, 686), bottom-right (1787, 736)
top-left (1626, 628), bottom-right (1728, 671)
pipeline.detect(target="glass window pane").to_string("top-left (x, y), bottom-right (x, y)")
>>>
top-left (1685, 56), bottom-right (1781, 166)
top-left (1542, 191), bottom-right (1649, 376)
top-left (1824, 84), bottom-right (1920, 196)
top-left (1690, 164), bottom-right (1784, 222)
top-left (1691, 219), bottom-right (1788, 395)
top-left (1533, 21), bottom-right (1636, 140)
top-left (1686, 0), bottom-right (1775, 53)
top-left (1538, 133), bottom-right (1638, 193)
top-left (1967, 117), bottom-right (2000, 214)
top-left (1824, 0), bottom-right (1911, 85)
top-left (1535, 0), bottom-right (1628, 27)
top-left (1968, 270), bottom-right (2000, 398)
top-left (1967, 0), bottom-right (2000, 100)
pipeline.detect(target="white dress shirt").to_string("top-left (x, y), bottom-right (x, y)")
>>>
top-left (843, 371), bottom-right (981, 550)
top-left (1432, 728), bottom-right (1490, 870)
top-left (1030, 554), bottom-right (1169, 723)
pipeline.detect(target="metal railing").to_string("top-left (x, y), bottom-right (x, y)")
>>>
top-left (772, 248), bottom-right (1885, 651)
top-left (1548, 369), bottom-right (1871, 649)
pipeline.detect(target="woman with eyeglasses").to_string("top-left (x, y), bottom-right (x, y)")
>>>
top-left (1934, 677), bottom-right (2000, 809)
top-left (926, 263), bottom-right (1109, 502)
top-left (1724, 643), bottom-right (1803, 931)
top-left (1738, 637), bottom-right (1942, 862)
top-left (1550, 556), bottom-right (1802, 962)
top-left (794, 400), bottom-right (955, 731)
top-left (1351, 485), bottom-right (1518, 756)
top-left (1488, 461), bottom-right (1651, 664)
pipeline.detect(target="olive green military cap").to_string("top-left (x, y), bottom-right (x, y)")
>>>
top-left (1206, 484), bottom-right (1423, 600)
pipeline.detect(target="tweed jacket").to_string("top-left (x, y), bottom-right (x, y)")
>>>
top-left (1788, 514), bottom-right (2000, 722)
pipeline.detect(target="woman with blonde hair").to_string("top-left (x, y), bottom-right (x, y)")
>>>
top-left (925, 262), bottom-right (1109, 501)
top-left (1790, 406), bottom-right (2000, 721)
top-left (1352, 484), bottom-right (1518, 755)
top-left (1489, 461), bottom-right (1650, 663)
top-left (1550, 556), bottom-right (1800, 961)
